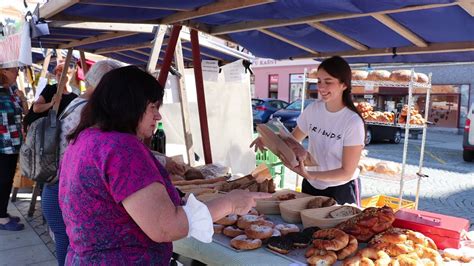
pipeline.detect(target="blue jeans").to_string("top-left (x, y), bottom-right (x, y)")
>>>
top-left (42, 183), bottom-right (69, 266)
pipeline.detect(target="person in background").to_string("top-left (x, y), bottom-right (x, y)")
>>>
top-left (252, 56), bottom-right (365, 205)
top-left (23, 63), bottom-right (77, 130)
top-left (60, 66), bottom-right (270, 264)
top-left (41, 60), bottom-right (122, 266)
top-left (0, 67), bottom-right (28, 231)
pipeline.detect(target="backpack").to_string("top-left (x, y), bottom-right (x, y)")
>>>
top-left (20, 100), bottom-right (86, 184)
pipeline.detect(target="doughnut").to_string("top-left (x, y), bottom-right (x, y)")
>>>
top-left (223, 226), bottom-right (244, 238)
top-left (244, 224), bottom-right (273, 239)
top-left (215, 214), bottom-right (238, 226)
top-left (337, 235), bottom-right (359, 260)
top-left (307, 249), bottom-right (338, 266)
top-left (267, 236), bottom-right (293, 254)
top-left (313, 228), bottom-right (350, 251)
top-left (285, 232), bottom-right (312, 248)
top-left (251, 219), bottom-right (274, 228)
top-left (213, 224), bottom-right (224, 234)
top-left (271, 228), bottom-right (281, 237)
top-left (248, 207), bottom-right (259, 216)
top-left (230, 235), bottom-right (262, 250)
top-left (236, 214), bottom-right (263, 229)
top-left (275, 223), bottom-right (300, 235)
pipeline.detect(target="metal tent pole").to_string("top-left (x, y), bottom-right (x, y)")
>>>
top-left (415, 73), bottom-right (432, 209)
top-left (398, 69), bottom-right (416, 209)
top-left (295, 68), bottom-right (308, 191)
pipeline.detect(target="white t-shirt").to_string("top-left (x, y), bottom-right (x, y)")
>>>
top-left (296, 99), bottom-right (365, 190)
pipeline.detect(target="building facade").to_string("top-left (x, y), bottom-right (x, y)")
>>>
top-left (252, 59), bottom-right (474, 131)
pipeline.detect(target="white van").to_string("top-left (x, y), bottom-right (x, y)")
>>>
top-left (463, 103), bottom-right (474, 161)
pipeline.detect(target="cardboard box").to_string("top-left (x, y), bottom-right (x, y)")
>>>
top-left (393, 208), bottom-right (469, 249)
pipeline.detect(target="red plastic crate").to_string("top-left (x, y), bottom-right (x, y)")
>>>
top-left (393, 208), bottom-right (470, 249)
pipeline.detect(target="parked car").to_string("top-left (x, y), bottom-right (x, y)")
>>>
top-left (252, 98), bottom-right (289, 125)
top-left (270, 99), bottom-right (315, 131)
top-left (463, 103), bottom-right (474, 162)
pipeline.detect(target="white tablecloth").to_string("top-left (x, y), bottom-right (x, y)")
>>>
top-left (173, 237), bottom-right (299, 266)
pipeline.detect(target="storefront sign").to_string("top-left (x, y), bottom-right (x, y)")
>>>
top-left (269, 74), bottom-right (279, 83)
top-left (364, 94), bottom-right (374, 99)
top-left (290, 73), bottom-right (304, 83)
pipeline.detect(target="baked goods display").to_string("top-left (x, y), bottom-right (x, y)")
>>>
top-left (230, 235), bottom-right (262, 250)
top-left (326, 206), bottom-right (360, 219)
top-left (307, 197), bottom-right (337, 209)
top-left (363, 227), bottom-right (444, 265)
top-left (373, 161), bottom-right (401, 176)
top-left (276, 193), bottom-right (296, 201)
top-left (399, 104), bottom-right (425, 125)
top-left (366, 70), bottom-right (391, 81)
top-left (351, 70), bottom-right (369, 80)
top-left (351, 69), bottom-right (428, 84)
top-left (355, 102), bottom-right (396, 124)
top-left (211, 196), bottom-right (471, 266)
top-left (306, 228), bottom-right (358, 265)
top-left (390, 69), bottom-right (417, 82)
top-left (336, 206), bottom-right (396, 242)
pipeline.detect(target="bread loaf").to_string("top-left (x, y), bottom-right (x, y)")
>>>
top-left (416, 72), bottom-right (429, 83)
top-left (352, 70), bottom-right (368, 80)
top-left (367, 70), bottom-right (391, 81)
top-left (390, 70), bottom-right (417, 82)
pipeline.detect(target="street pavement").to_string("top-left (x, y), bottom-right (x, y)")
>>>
top-left (362, 130), bottom-right (474, 230)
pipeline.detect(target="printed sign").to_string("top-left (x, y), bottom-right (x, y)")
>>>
top-left (0, 20), bottom-right (32, 68)
top-left (202, 60), bottom-right (219, 82)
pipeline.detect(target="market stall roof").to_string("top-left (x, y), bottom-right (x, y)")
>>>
top-left (38, 0), bottom-right (474, 63)
top-left (31, 24), bottom-right (253, 67)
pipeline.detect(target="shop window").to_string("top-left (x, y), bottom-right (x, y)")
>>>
top-left (269, 74), bottom-right (278, 98)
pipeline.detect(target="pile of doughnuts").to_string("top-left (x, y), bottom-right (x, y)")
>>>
top-left (398, 105), bottom-right (425, 125)
top-left (336, 206), bottom-right (396, 242)
top-left (305, 228), bottom-right (359, 265)
top-left (351, 69), bottom-right (429, 83)
top-left (361, 227), bottom-right (444, 265)
top-left (214, 209), bottom-right (302, 251)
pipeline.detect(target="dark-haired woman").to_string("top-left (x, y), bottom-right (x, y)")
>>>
top-left (59, 66), bottom-right (270, 265)
top-left (253, 56), bottom-right (365, 205)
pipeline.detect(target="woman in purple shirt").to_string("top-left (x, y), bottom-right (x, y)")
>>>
top-left (59, 66), bottom-right (269, 265)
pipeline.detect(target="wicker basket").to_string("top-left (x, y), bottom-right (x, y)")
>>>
top-left (255, 189), bottom-right (311, 214)
top-left (279, 196), bottom-right (334, 223)
top-left (300, 205), bottom-right (361, 229)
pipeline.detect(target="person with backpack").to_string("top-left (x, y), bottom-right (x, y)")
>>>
top-left (41, 60), bottom-right (122, 266)
top-left (0, 67), bottom-right (28, 231)
top-left (22, 63), bottom-right (78, 131)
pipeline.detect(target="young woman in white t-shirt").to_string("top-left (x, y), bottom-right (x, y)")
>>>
top-left (253, 56), bottom-right (365, 205)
